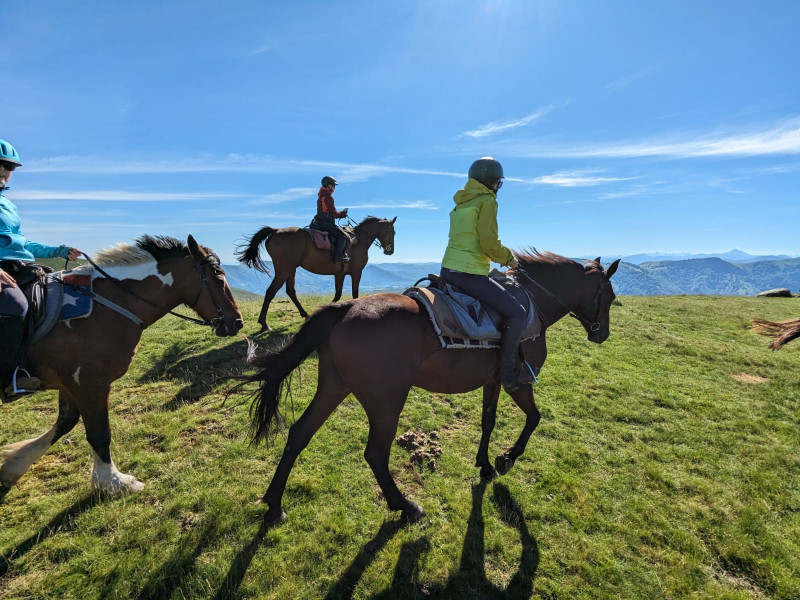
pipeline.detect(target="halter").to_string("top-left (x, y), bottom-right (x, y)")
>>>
top-left (514, 267), bottom-right (608, 332)
top-left (81, 252), bottom-right (226, 328)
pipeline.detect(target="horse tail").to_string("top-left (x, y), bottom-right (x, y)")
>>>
top-left (236, 226), bottom-right (277, 274)
top-left (247, 302), bottom-right (352, 444)
top-left (751, 317), bottom-right (800, 350)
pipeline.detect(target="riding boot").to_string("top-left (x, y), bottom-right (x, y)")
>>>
top-left (0, 315), bottom-right (40, 402)
top-left (498, 317), bottom-right (534, 394)
top-left (333, 235), bottom-right (348, 263)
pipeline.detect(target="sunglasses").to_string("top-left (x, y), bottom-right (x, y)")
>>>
top-left (0, 161), bottom-right (17, 172)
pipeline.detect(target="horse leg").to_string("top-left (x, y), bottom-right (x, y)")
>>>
top-left (361, 395), bottom-right (425, 522)
top-left (258, 275), bottom-right (288, 332)
top-left (495, 385), bottom-right (541, 476)
top-left (0, 390), bottom-right (81, 489)
top-left (475, 381), bottom-right (501, 480)
top-left (350, 270), bottom-right (362, 299)
top-left (261, 359), bottom-right (349, 524)
top-left (284, 272), bottom-right (308, 319)
top-left (77, 383), bottom-right (144, 495)
top-left (331, 273), bottom-right (345, 303)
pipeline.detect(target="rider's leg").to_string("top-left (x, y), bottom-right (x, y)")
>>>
top-left (333, 234), bottom-right (348, 263)
top-left (0, 285), bottom-right (40, 399)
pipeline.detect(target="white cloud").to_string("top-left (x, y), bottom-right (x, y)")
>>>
top-left (348, 200), bottom-right (438, 210)
top-left (460, 105), bottom-right (558, 138)
top-left (8, 190), bottom-right (248, 202)
top-left (250, 187), bottom-right (316, 205)
top-left (605, 66), bottom-right (656, 93)
top-left (515, 170), bottom-right (639, 187)
top-left (502, 119), bottom-right (800, 159)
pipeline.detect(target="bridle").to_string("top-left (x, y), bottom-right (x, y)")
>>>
top-left (81, 252), bottom-right (227, 328)
top-left (343, 216), bottom-right (395, 254)
top-left (514, 267), bottom-right (609, 332)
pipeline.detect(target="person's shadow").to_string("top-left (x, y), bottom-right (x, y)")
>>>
top-left (327, 480), bottom-right (539, 600)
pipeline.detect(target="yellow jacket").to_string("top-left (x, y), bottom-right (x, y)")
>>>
top-left (441, 178), bottom-right (514, 275)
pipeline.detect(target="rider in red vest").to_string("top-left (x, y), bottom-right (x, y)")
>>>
top-left (312, 176), bottom-right (350, 263)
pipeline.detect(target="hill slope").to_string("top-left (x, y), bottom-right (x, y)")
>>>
top-left (1, 295), bottom-right (798, 599)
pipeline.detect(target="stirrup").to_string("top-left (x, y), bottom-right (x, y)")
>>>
top-left (3, 367), bottom-right (41, 398)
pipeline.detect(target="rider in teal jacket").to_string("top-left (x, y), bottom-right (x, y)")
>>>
top-left (0, 138), bottom-right (81, 399)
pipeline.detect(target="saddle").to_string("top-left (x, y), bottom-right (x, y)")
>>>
top-left (403, 270), bottom-right (541, 349)
top-left (18, 265), bottom-right (95, 345)
top-left (305, 225), bottom-right (357, 255)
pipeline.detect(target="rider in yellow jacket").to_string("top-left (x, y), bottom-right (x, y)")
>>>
top-left (440, 157), bottom-right (533, 394)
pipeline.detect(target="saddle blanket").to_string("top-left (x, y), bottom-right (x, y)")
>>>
top-left (403, 275), bottom-right (541, 350)
top-left (27, 266), bottom-right (94, 344)
top-left (304, 228), bottom-right (357, 251)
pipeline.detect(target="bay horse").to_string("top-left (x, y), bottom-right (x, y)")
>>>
top-left (0, 235), bottom-right (243, 498)
top-left (243, 251), bottom-right (621, 525)
top-left (751, 318), bottom-right (800, 350)
top-left (236, 216), bottom-right (397, 332)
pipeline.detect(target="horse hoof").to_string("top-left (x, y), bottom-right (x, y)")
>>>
top-left (401, 501), bottom-right (425, 523)
top-left (495, 455), bottom-right (515, 476)
top-left (480, 465), bottom-right (499, 480)
top-left (257, 324), bottom-right (271, 334)
top-left (264, 507), bottom-right (287, 527)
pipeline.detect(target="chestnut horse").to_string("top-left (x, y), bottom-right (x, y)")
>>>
top-left (244, 251), bottom-right (621, 525)
top-left (0, 235), bottom-right (243, 498)
top-left (236, 216), bottom-right (397, 331)
top-left (751, 318), bottom-right (800, 350)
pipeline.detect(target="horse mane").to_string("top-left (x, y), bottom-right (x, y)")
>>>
top-left (751, 318), bottom-right (800, 350)
top-left (515, 248), bottom-right (598, 277)
top-left (92, 234), bottom-right (219, 266)
top-left (355, 216), bottom-right (385, 229)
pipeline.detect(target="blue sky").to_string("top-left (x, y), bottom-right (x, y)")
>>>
top-left (4, 1), bottom-right (800, 264)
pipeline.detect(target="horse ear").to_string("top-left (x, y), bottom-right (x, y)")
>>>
top-left (187, 235), bottom-right (206, 259)
top-left (605, 258), bottom-right (621, 278)
top-left (594, 257), bottom-right (601, 263)
top-left (391, 216), bottom-right (397, 224)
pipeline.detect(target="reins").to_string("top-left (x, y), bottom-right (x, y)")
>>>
top-left (342, 215), bottom-right (393, 252)
top-left (76, 252), bottom-right (222, 328)
top-left (513, 266), bottom-right (604, 332)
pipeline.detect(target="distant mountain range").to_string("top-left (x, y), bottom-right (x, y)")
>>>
top-left (223, 251), bottom-right (800, 298)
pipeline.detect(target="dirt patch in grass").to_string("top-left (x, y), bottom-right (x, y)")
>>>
top-left (396, 430), bottom-right (443, 472)
top-left (732, 373), bottom-right (769, 384)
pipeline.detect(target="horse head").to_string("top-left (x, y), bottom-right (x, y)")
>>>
top-left (183, 235), bottom-right (244, 336)
top-left (355, 216), bottom-right (397, 256)
top-left (571, 257), bottom-right (620, 344)
top-left (377, 216), bottom-right (397, 256)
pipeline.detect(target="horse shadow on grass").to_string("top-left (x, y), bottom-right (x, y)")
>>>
top-left (137, 338), bottom-right (255, 410)
top-left (0, 492), bottom-right (102, 579)
top-left (329, 480), bottom-right (539, 600)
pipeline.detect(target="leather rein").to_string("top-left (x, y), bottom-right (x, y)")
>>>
top-left (79, 252), bottom-right (225, 328)
top-left (513, 267), bottom-right (608, 332)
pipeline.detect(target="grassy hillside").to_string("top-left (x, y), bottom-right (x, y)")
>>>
top-left (1, 295), bottom-right (798, 599)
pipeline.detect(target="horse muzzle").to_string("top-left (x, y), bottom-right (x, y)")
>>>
top-left (214, 317), bottom-right (244, 337)
top-left (383, 245), bottom-right (394, 255)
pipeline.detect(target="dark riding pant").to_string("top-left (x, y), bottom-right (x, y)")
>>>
top-left (0, 265), bottom-right (29, 390)
top-left (440, 267), bottom-right (532, 393)
top-left (312, 214), bottom-right (348, 263)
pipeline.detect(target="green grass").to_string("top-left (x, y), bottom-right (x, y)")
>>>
top-left (1, 294), bottom-right (798, 599)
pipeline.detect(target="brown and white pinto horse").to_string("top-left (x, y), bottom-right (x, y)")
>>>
top-left (243, 251), bottom-right (620, 525)
top-left (0, 235), bottom-right (243, 498)
top-left (236, 216), bottom-right (396, 332)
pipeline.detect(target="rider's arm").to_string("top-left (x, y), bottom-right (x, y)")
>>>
top-left (476, 197), bottom-right (514, 266)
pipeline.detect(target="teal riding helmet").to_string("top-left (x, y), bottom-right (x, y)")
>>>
top-left (0, 139), bottom-right (22, 166)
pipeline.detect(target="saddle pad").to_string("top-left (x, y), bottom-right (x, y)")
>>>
top-left (404, 286), bottom-right (541, 350)
top-left (29, 266), bottom-right (94, 344)
top-left (304, 228), bottom-right (357, 251)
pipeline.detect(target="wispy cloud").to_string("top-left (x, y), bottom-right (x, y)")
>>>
top-left (460, 105), bottom-right (558, 138)
top-left (349, 200), bottom-right (438, 210)
top-left (24, 155), bottom-right (465, 181)
top-left (515, 170), bottom-right (639, 187)
top-left (250, 187), bottom-right (316, 205)
top-left (501, 119), bottom-right (800, 159)
top-left (605, 66), bottom-right (656, 93)
top-left (249, 43), bottom-right (273, 56)
top-left (9, 190), bottom-right (249, 202)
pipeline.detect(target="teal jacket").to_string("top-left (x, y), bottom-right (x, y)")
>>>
top-left (0, 191), bottom-right (69, 267)
top-left (441, 178), bottom-right (514, 275)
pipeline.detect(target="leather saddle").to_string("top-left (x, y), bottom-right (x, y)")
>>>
top-left (305, 224), bottom-right (357, 255)
top-left (403, 270), bottom-right (541, 349)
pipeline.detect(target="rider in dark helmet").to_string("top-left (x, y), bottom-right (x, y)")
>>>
top-left (0, 138), bottom-right (82, 399)
top-left (440, 157), bottom-right (533, 394)
top-left (313, 176), bottom-right (350, 263)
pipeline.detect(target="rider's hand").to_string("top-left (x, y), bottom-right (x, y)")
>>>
top-left (508, 258), bottom-right (519, 269)
top-left (0, 270), bottom-right (17, 290)
top-left (67, 247), bottom-right (82, 261)
top-left (342, 208), bottom-right (349, 216)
